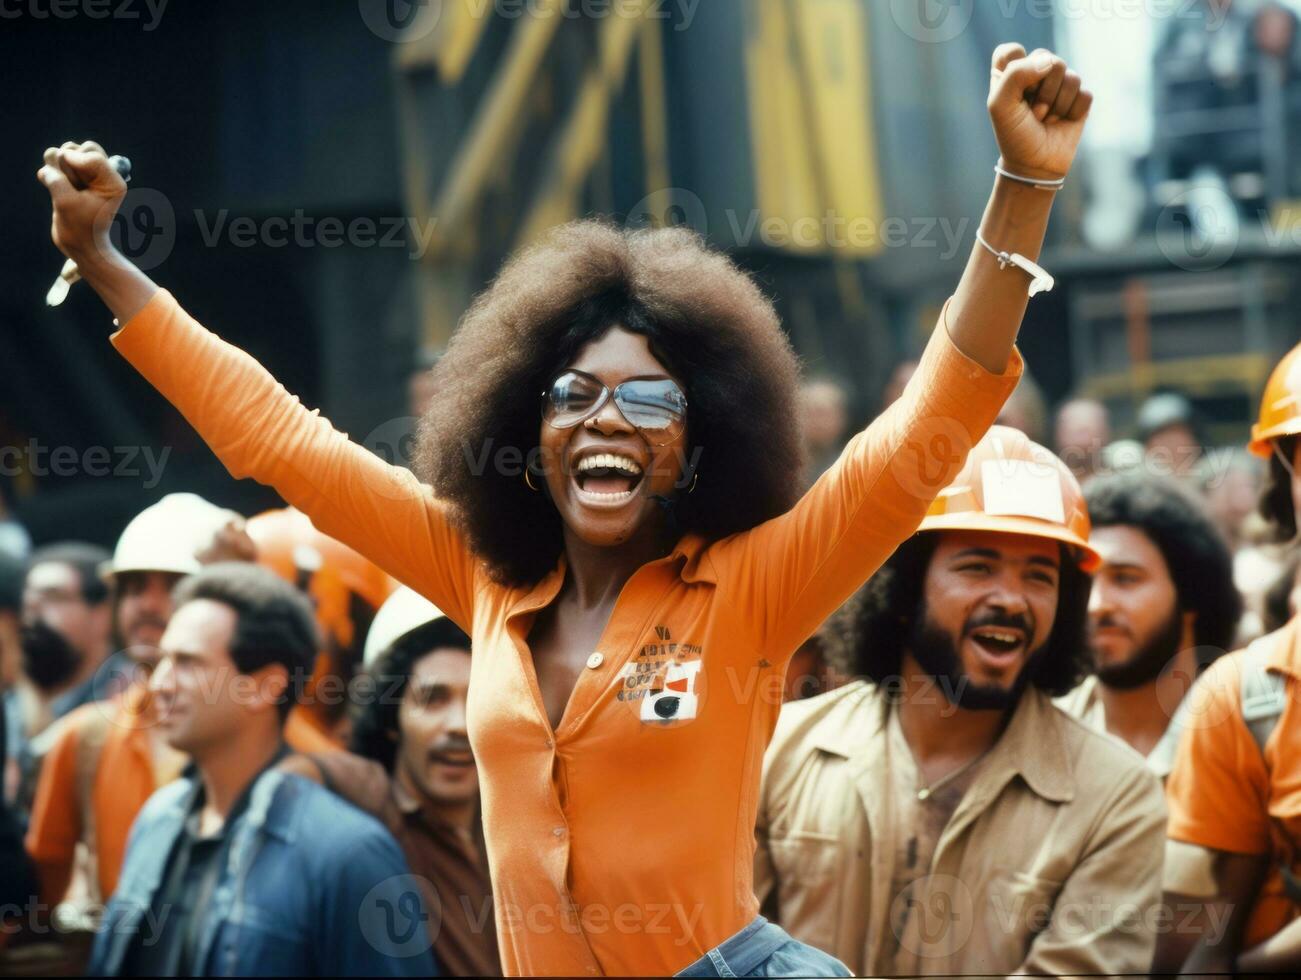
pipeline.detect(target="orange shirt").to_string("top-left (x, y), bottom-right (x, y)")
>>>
top-left (27, 689), bottom-right (344, 906)
top-left (26, 684), bottom-right (166, 903)
top-left (1166, 617), bottom-right (1301, 949)
top-left (111, 290), bottom-right (1020, 976)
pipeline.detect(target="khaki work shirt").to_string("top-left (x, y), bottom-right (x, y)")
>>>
top-left (755, 680), bottom-right (1167, 977)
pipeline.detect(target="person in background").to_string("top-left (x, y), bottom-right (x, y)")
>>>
top-left (89, 563), bottom-right (433, 977)
top-left (1054, 396), bottom-right (1111, 482)
top-left (408, 346), bottom-right (440, 421)
top-left (284, 586), bottom-right (499, 976)
top-left (246, 507), bottom-right (394, 748)
top-left (756, 428), bottom-right (1166, 977)
top-left (24, 494), bottom-right (240, 920)
top-left (0, 490), bottom-right (32, 563)
top-left (1137, 391), bottom-right (1203, 480)
top-left (879, 359), bottom-right (918, 413)
top-left (798, 376), bottom-right (852, 488)
top-left (1263, 545), bottom-right (1301, 633)
top-left (1201, 449), bottom-right (1266, 553)
top-left (0, 556), bottom-right (37, 941)
top-left (996, 367), bottom-right (1049, 443)
top-left (0, 553), bottom-right (23, 694)
top-left (1056, 473), bottom-right (1240, 772)
top-left (4, 544), bottom-right (114, 816)
top-left (1156, 339), bottom-right (1301, 975)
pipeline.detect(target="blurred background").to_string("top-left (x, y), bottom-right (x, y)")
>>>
top-left (3, 0), bottom-right (1300, 552)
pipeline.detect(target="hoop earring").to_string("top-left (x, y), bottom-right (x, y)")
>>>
top-left (524, 467), bottom-right (541, 492)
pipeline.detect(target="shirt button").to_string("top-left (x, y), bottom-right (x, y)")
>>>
top-left (553, 826), bottom-right (565, 838)
top-left (545, 738), bottom-right (554, 749)
top-left (586, 652), bottom-right (604, 669)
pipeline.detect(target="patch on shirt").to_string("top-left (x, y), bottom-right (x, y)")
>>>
top-left (616, 624), bottom-right (706, 726)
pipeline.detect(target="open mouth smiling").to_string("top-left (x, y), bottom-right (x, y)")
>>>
top-left (571, 451), bottom-right (647, 505)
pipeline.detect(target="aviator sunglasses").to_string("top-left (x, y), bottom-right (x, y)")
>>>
top-left (542, 370), bottom-right (688, 446)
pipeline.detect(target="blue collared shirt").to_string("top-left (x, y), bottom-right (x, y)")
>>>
top-left (89, 767), bottom-right (439, 977)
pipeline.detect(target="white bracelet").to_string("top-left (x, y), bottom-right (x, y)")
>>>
top-left (975, 230), bottom-right (1055, 297)
top-left (995, 163), bottom-right (1065, 190)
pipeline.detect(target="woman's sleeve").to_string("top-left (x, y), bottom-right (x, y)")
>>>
top-left (111, 290), bottom-right (478, 631)
top-left (704, 299), bottom-right (1022, 662)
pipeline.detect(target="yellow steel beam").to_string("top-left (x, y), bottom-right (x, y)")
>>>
top-left (513, 1), bottom-right (650, 248)
top-left (424, 0), bottom-right (566, 257)
top-left (638, 16), bottom-right (671, 199)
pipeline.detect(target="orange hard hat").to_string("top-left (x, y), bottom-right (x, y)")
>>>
top-left (1248, 341), bottom-right (1301, 457)
top-left (919, 425), bottom-right (1100, 572)
top-left (245, 507), bottom-right (395, 649)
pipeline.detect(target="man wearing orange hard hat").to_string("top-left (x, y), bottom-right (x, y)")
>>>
top-left (245, 507), bottom-right (394, 749)
top-left (1158, 341), bottom-right (1301, 975)
top-left (755, 426), bottom-right (1166, 977)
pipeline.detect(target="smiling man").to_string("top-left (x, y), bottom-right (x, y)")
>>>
top-left (1056, 474), bottom-right (1240, 772)
top-left (755, 427), bottom-right (1167, 977)
top-left (284, 585), bottom-right (500, 976)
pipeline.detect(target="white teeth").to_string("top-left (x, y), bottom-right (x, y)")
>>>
top-left (575, 453), bottom-right (643, 476)
top-left (974, 629), bottom-right (1021, 644)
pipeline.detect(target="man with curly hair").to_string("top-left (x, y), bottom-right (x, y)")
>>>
top-left (37, 43), bottom-right (1092, 977)
top-left (756, 428), bottom-right (1167, 977)
top-left (282, 586), bottom-right (500, 977)
top-left (1056, 474), bottom-right (1240, 770)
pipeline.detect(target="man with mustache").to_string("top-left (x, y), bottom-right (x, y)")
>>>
top-left (282, 586), bottom-right (498, 976)
top-left (755, 428), bottom-right (1167, 977)
top-left (3, 543), bottom-right (113, 817)
top-left (1057, 474), bottom-right (1240, 771)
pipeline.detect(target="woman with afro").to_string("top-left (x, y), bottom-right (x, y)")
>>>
top-left (38, 43), bottom-right (1091, 978)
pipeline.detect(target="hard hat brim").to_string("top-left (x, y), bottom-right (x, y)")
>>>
top-left (918, 513), bottom-right (1101, 573)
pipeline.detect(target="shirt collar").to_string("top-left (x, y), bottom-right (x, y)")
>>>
top-left (1266, 616), bottom-right (1301, 680)
top-left (811, 682), bottom-right (1074, 804)
top-left (509, 533), bottom-right (716, 615)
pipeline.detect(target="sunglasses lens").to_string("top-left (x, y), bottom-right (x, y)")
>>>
top-left (615, 380), bottom-right (687, 441)
top-left (544, 372), bottom-right (604, 428)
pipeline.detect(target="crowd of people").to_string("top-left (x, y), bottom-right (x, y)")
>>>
top-left (1, 39), bottom-right (1299, 980)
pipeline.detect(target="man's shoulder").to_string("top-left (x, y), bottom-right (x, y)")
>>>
top-left (135, 776), bottom-right (195, 828)
top-left (271, 770), bottom-right (401, 859)
top-left (771, 680), bottom-right (875, 746)
top-left (764, 680), bottom-right (879, 795)
top-left (1046, 698), bottom-right (1163, 802)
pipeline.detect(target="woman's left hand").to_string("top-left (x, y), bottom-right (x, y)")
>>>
top-left (987, 43), bottom-right (1092, 182)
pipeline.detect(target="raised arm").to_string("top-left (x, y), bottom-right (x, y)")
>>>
top-left (36, 142), bottom-right (477, 629)
top-left (706, 46), bottom-right (1092, 659)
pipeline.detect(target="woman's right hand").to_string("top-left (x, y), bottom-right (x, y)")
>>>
top-left (36, 140), bottom-right (128, 267)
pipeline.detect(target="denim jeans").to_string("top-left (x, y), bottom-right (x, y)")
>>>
top-left (675, 916), bottom-right (851, 978)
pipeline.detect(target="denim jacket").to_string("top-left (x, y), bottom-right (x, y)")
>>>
top-left (89, 769), bottom-right (439, 977)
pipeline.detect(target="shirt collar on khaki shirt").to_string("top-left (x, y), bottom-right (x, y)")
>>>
top-left (810, 681), bottom-right (1076, 808)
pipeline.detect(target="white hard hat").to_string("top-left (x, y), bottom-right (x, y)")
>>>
top-left (105, 493), bottom-right (241, 580)
top-left (363, 586), bottom-right (448, 667)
